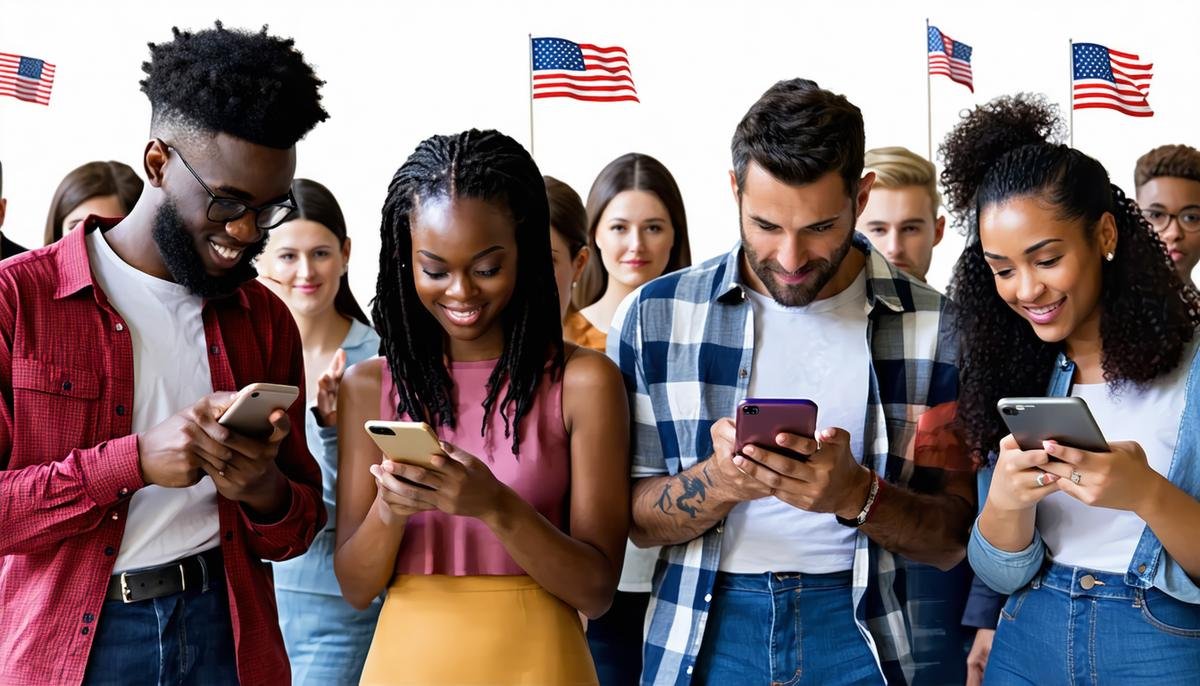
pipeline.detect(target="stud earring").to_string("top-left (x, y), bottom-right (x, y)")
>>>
top-left (571, 281), bottom-right (577, 289)
top-left (1105, 251), bottom-right (1115, 262)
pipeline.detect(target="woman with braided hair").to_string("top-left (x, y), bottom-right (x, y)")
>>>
top-left (334, 129), bottom-right (628, 685)
top-left (942, 94), bottom-right (1200, 684)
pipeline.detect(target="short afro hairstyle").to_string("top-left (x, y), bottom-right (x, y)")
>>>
top-left (140, 21), bottom-right (328, 149)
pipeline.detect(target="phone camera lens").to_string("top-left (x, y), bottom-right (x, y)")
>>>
top-left (1001, 406), bottom-right (1018, 416)
top-left (368, 425), bottom-right (396, 436)
top-left (743, 405), bottom-right (759, 415)
top-left (251, 392), bottom-right (260, 399)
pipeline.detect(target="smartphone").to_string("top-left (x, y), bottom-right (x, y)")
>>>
top-left (735, 398), bottom-right (819, 461)
top-left (217, 383), bottom-right (300, 438)
top-left (997, 397), bottom-right (1109, 454)
top-left (363, 420), bottom-right (447, 469)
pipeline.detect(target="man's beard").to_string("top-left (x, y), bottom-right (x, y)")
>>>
top-left (152, 200), bottom-right (265, 299)
top-left (741, 217), bottom-right (855, 308)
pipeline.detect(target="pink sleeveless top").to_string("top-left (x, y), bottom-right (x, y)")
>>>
top-left (379, 357), bottom-right (570, 576)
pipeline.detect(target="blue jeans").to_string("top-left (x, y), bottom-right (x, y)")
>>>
top-left (906, 558), bottom-right (972, 685)
top-left (82, 570), bottom-right (237, 685)
top-left (987, 562), bottom-right (1200, 685)
top-left (694, 570), bottom-right (884, 686)
top-left (277, 588), bottom-right (381, 685)
top-left (587, 590), bottom-right (650, 685)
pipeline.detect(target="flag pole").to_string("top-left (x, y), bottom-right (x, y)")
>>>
top-left (926, 18), bottom-right (933, 162)
top-left (528, 34), bottom-right (536, 158)
top-left (1068, 39), bottom-right (1074, 149)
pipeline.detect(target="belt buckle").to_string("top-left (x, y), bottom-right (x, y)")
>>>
top-left (120, 572), bottom-right (133, 603)
top-left (119, 564), bottom-right (187, 603)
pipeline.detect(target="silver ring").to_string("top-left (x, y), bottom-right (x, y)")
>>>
top-left (1071, 470), bottom-right (1082, 485)
top-left (1035, 473), bottom-right (1047, 487)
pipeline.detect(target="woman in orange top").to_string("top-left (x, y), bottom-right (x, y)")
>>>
top-left (545, 176), bottom-right (604, 351)
top-left (571, 153), bottom-right (693, 685)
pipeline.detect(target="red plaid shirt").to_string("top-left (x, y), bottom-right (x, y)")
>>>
top-left (0, 218), bottom-right (325, 685)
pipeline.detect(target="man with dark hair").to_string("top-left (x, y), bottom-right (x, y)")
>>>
top-left (612, 78), bottom-right (975, 685)
top-left (1135, 144), bottom-right (1200, 289)
top-left (0, 160), bottom-right (31, 258)
top-left (0, 22), bottom-right (328, 684)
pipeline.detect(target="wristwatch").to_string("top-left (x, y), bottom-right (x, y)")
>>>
top-left (836, 471), bottom-right (882, 528)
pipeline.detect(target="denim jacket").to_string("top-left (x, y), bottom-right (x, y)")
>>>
top-left (968, 339), bottom-right (1200, 603)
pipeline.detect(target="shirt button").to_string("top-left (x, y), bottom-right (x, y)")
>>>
top-left (704, 593), bottom-right (712, 603)
top-left (103, 546), bottom-right (115, 556)
top-left (111, 513), bottom-right (119, 521)
top-left (1137, 564), bottom-right (1148, 574)
top-left (738, 369), bottom-right (748, 379)
top-left (114, 323), bottom-right (125, 332)
top-left (686, 666), bottom-right (694, 675)
top-left (209, 345), bottom-right (220, 355)
top-left (225, 531), bottom-right (234, 541)
top-left (118, 488), bottom-right (129, 497)
top-left (82, 613), bottom-right (94, 623)
top-left (1080, 574), bottom-right (1097, 590)
top-left (80, 627), bottom-right (89, 635)
top-left (116, 405), bottom-right (126, 416)
top-left (61, 380), bottom-right (73, 391)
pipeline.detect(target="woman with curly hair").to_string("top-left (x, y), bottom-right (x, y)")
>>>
top-left (941, 94), bottom-right (1200, 685)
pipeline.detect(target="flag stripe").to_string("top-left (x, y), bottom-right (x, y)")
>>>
top-left (533, 72), bottom-right (635, 85)
top-left (533, 92), bottom-right (640, 103)
top-left (532, 80), bottom-right (637, 93)
top-left (1074, 102), bottom-right (1154, 117)
top-left (576, 43), bottom-right (627, 55)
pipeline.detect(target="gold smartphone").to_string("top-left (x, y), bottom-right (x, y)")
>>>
top-left (363, 420), bottom-right (446, 468)
top-left (217, 383), bottom-right (300, 438)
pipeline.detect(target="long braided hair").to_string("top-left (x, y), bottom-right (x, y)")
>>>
top-left (373, 130), bottom-right (564, 453)
top-left (940, 94), bottom-right (1200, 463)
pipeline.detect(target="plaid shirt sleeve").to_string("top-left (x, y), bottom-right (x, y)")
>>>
top-left (609, 291), bottom-right (669, 479)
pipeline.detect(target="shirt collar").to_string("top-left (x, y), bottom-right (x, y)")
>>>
top-left (53, 215), bottom-right (250, 309)
top-left (714, 233), bottom-right (908, 314)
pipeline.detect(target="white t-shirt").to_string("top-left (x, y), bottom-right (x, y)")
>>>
top-left (719, 272), bottom-right (870, 574)
top-left (1037, 342), bottom-right (1193, 572)
top-left (87, 230), bottom-right (220, 573)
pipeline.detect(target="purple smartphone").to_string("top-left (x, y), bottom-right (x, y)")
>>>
top-left (735, 398), bottom-right (819, 461)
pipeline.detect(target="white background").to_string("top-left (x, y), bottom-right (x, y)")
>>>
top-left (3, 0), bottom-right (1198, 302)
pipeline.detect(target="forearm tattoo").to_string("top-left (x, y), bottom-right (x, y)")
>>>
top-left (655, 464), bottom-right (715, 519)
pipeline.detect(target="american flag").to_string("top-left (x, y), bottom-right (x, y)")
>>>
top-left (531, 37), bottom-right (638, 103)
top-left (927, 26), bottom-right (973, 92)
top-left (1072, 42), bottom-right (1153, 117)
top-left (0, 53), bottom-right (55, 106)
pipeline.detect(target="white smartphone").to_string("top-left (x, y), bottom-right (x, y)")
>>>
top-left (218, 383), bottom-right (300, 438)
top-left (364, 420), bottom-right (446, 468)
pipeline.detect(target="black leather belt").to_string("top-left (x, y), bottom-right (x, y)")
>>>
top-left (106, 548), bottom-right (224, 603)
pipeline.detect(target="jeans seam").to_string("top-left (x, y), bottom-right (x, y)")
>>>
top-left (1066, 592), bottom-right (1076, 686)
top-left (1088, 598), bottom-right (1098, 686)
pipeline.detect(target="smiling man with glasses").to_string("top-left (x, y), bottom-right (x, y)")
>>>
top-left (1135, 144), bottom-right (1200, 290)
top-left (0, 22), bottom-right (328, 686)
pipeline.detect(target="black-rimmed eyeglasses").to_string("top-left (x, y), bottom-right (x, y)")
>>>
top-left (166, 144), bottom-right (297, 233)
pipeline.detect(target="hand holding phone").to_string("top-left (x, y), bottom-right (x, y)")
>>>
top-left (364, 420), bottom-right (447, 468)
top-left (218, 383), bottom-right (300, 438)
top-left (736, 398), bottom-right (819, 461)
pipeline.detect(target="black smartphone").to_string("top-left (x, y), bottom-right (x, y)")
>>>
top-left (997, 397), bottom-right (1109, 454)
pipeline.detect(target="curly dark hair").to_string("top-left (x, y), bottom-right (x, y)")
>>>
top-left (939, 94), bottom-right (1200, 461)
top-left (731, 78), bottom-right (864, 195)
top-left (374, 130), bottom-right (563, 454)
top-left (140, 21), bottom-right (328, 148)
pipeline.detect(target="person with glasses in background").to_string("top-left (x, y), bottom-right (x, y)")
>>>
top-left (1135, 144), bottom-right (1200, 290)
top-left (0, 22), bottom-right (328, 685)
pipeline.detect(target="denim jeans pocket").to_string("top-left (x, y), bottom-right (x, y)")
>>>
top-left (999, 585), bottom-right (1031, 622)
top-left (1140, 588), bottom-right (1200, 638)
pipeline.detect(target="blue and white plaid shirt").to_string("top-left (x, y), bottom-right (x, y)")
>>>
top-left (609, 236), bottom-right (968, 685)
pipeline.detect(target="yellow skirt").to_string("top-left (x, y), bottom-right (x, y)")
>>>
top-left (359, 574), bottom-right (599, 686)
